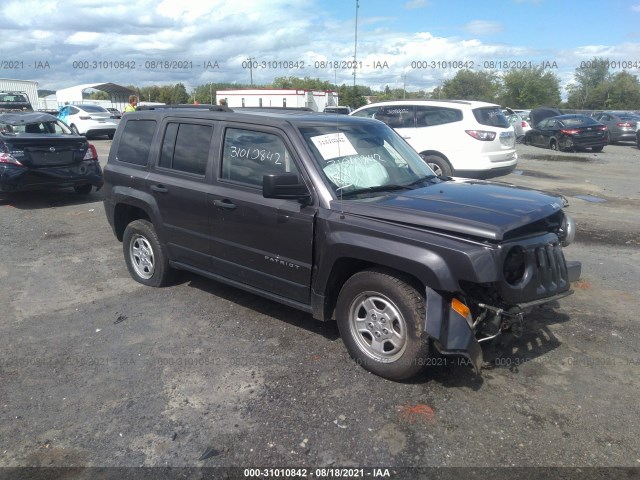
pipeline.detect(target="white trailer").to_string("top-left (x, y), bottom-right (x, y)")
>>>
top-left (216, 89), bottom-right (339, 112)
top-left (0, 78), bottom-right (39, 110)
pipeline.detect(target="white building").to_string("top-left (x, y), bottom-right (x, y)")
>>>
top-left (216, 89), bottom-right (339, 112)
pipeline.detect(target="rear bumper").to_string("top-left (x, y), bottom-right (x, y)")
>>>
top-left (0, 161), bottom-right (104, 192)
top-left (456, 163), bottom-right (517, 179)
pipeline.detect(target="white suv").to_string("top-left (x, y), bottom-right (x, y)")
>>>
top-left (351, 100), bottom-right (517, 178)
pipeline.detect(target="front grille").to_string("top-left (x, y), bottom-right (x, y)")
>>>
top-left (499, 233), bottom-right (571, 305)
top-left (533, 243), bottom-right (569, 296)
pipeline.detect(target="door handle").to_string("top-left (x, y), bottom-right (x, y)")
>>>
top-left (150, 184), bottom-right (168, 193)
top-left (402, 135), bottom-right (411, 139)
top-left (212, 199), bottom-right (237, 210)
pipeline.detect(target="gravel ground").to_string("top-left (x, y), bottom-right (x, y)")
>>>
top-left (0, 139), bottom-right (639, 478)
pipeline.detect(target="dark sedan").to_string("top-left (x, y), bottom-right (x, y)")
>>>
top-left (591, 111), bottom-right (639, 143)
top-left (523, 114), bottom-right (608, 152)
top-left (0, 112), bottom-right (103, 195)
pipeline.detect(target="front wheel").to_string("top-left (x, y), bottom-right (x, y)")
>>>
top-left (420, 154), bottom-right (452, 177)
top-left (336, 269), bottom-right (429, 381)
top-left (592, 146), bottom-right (604, 152)
top-left (550, 139), bottom-right (558, 151)
top-left (122, 219), bottom-right (172, 287)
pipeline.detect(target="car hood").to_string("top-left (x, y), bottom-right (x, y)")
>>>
top-left (330, 178), bottom-right (565, 241)
top-left (529, 107), bottom-right (562, 127)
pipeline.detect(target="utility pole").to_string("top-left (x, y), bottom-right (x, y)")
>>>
top-left (248, 57), bottom-right (255, 86)
top-left (353, 0), bottom-right (359, 107)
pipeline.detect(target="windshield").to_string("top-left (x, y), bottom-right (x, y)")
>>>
top-left (299, 121), bottom-right (437, 197)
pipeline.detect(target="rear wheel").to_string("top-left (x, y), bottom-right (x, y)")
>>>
top-left (550, 139), bottom-right (558, 151)
top-left (73, 185), bottom-right (92, 194)
top-left (336, 268), bottom-right (429, 381)
top-left (592, 146), bottom-right (604, 153)
top-left (123, 219), bottom-right (172, 287)
top-left (420, 154), bottom-right (452, 177)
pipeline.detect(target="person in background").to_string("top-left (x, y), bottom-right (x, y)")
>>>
top-left (124, 95), bottom-right (138, 113)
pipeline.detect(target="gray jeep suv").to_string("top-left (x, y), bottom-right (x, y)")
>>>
top-left (103, 106), bottom-right (580, 381)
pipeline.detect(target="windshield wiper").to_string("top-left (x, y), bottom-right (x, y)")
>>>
top-left (339, 184), bottom-right (414, 198)
top-left (406, 175), bottom-right (439, 187)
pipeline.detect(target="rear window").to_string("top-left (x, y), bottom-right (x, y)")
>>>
top-left (0, 93), bottom-right (29, 103)
top-left (79, 105), bottom-right (108, 113)
top-left (115, 119), bottom-right (157, 165)
top-left (561, 116), bottom-right (599, 127)
top-left (473, 107), bottom-right (510, 128)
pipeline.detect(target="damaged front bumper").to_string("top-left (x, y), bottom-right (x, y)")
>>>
top-left (424, 264), bottom-right (581, 373)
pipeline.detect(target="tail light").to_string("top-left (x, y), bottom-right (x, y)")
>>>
top-left (0, 152), bottom-right (24, 166)
top-left (83, 144), bottom-right (98, 161)
top-left (597, 126), bottom-right (608, 131)
top-left (560, 129), bottom-right (580, 135)
top-left (616, 122), bottom-right (632, 127)
top-left (465, 130), bottom-right (496, 141)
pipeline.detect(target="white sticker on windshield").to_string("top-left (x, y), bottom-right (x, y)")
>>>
top-left (310, 133), bottom-right (357, 160)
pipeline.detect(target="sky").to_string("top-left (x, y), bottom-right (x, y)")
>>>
top-left (2, 0), bottom-right (640, 96)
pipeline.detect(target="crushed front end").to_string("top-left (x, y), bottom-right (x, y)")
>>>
top-left (426, 210), bottom-right (581, 372)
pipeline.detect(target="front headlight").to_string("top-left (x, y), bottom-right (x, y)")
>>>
top-left (559, 212), bottom-right (576, 247)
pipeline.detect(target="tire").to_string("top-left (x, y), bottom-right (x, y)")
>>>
top-left (73, 184), bottom-right (92, 194)
top-left (549, 139), bottom-right (558, 151)
top-left (420, 154), bottom-right (452, 177)
top-left (636, 133), bottom-right (639, 149)
top-left (336, 268), bottom-right (429, 381)
top-left (122, 219), bottom-right (172, 287)
top-left (591, 146), bottom-right (604, 153)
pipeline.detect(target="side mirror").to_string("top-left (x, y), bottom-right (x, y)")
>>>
top-left (263, 173), bottom-right (310, 201)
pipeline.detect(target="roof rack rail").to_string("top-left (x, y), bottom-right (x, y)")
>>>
top-left (135, 104), bottom-right (233, 112)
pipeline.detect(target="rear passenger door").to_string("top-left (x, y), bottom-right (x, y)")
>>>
top-left (208, 125), bottom-right (316, 304)
top-left (146, 119), bottom-right (216, 268)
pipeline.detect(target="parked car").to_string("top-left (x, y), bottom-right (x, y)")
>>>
top-left (323, 106), bottom-right (352, 114)
top-left (103, 107), bottom-right (580, 381)
top-left (523, 114), bottom-right (608, 152)
top-left (590, 111), bottom-right (639, 144)
top-left (105, 107), bottom-right (122, 119)
top-left (503, 108), bottom-right (532, 142)
top-left (637, 120), bottom-right (640, 149)
top-left (350, 100), bottom-right (517, 179)
top-left (0, 111), bottom-right (103, 194)
top-left (58, 104), bottom-right (119, 138)
top-left (0, 91), bottom-right (33, 111)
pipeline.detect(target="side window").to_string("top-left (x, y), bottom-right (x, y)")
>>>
top-left (115, 119), bottom-right (157, 166)
top-left (221, 128), bottom-right (300, 188)
top-left (351, 106), bottom-right (379, 118)
top-left (415, 106), bottom-right (463, 127)
top-left (158, 123), bottom-right (212, 175)
top-left (69, 107), bottom-right (79, 115)
top-left (375, 106), bottom-right (415, 128)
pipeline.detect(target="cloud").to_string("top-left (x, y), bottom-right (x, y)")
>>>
top-left (404, 0), bottom-right (429, 9)
top-left (631, 4), bottom-right (640, 11)
top-left (462, 20), bottom-right (504, 36)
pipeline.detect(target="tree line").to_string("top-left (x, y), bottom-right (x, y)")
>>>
top-left (87, 57), bottom-right (639, 110)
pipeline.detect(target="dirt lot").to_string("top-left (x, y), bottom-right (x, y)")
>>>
top-left (1, 139), bottom-right (639, 476)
